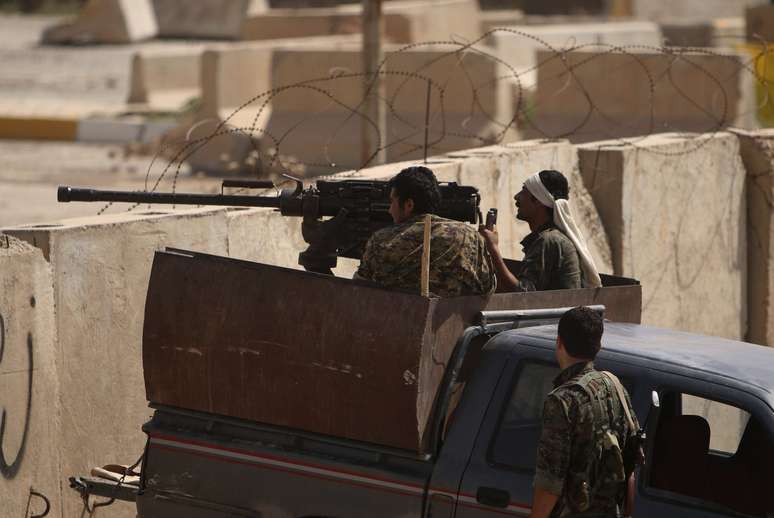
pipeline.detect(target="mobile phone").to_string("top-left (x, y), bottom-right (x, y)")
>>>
top-left (485, 208), bottom-right (498, 230)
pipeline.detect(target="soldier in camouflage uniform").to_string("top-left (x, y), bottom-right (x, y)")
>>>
top-left (354, 166), bottom-right (496, 297)
top-left (531, 306), bottom-right (640, 518)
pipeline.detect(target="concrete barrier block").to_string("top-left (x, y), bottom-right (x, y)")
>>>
top-left (4, 209), bottom-right (229, 518)
top-left (490, 21), bottom-right (662, 76)
top-left (528, 49), bottom-right (756, 143)
top-left (177, 36), bottom-right (358, 175)
top-left (661, 21), bottom-right (714, 47)
top-left (578, 132), bottom-right (746, 339)
top-left (264, 44), bottom-right (513, 173)
top-left (240, 6), bottom-right (362, 41)
top-left (736, 128), bottom-right (774, 346)
top-left (634, 0), bottom-right (765, 24)
top-left (154, 0), bottom-right (268, 39)
top-left (42, 0), bottom-right (157, 45)
top-left (747, 4), bottom-right (774, 42)
top-left (127, 49), bottom-right (203, 111)
top-left (241, 0), bottom-right (480, 43)
top-left (0, 236), bottom-right (59, 518)
top-left (661, 17), bottom-right (745, 47)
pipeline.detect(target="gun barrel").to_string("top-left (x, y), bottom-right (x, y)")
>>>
top-left (57, 186), bottom-right (282, 209)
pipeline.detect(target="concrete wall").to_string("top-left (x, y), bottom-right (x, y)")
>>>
top-left (737, 129), bottom-right (774, 346)
top-left (0, 236), bottom-right (59, 518)
top-left (577, 132), bottom-right (746, 339)
top-left (4, 208), bottom-right (230, 518)
top-left (528, 49), bottom-right (756, 143)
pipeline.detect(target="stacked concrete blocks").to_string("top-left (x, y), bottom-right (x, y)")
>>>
top-left (0, 236), bottom-right (59, 518)
top-left (577, 132), bottom-right (746, 339)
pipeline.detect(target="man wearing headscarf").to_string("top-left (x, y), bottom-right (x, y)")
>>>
top-left (479, 170), bottom-right (602, 291)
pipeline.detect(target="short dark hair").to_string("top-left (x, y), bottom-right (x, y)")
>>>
top-left (388, 166), bottom-right (441, 215)
top-left (539, 170), bottom-right (570, 200)
top-left (558, 306), bottom-right (603, 359)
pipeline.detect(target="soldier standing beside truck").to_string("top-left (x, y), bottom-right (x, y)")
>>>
top-left (480, 170), bottom-right (602, 291)
top-left (530, 306), bottom-right (640, 518)
top-left (354, 166), bottom-right (496, 296)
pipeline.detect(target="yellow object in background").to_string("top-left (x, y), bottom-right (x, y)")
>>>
top-left (743, 43), bottom-right (774, 128)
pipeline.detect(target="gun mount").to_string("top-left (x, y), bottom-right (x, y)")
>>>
top-left (58, 178), bottom-right (481, 275)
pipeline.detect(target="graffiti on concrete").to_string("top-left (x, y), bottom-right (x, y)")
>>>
top-left (0, 311), bottom-right (33, 479)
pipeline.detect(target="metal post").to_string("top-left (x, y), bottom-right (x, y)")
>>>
top-left (361, 0), bottom-right (387, 166)
top-left (423, 79), bottom-right (432, 164)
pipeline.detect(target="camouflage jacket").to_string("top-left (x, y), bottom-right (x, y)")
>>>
top-left (514, 223), bottom-right (582, 292)
top-left (534, 362), bottom-right (639, 517)
top-left (354, 214), bottom-right (496, 297)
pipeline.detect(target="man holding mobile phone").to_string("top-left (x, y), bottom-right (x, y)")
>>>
top-left (479, 170), bottom-right (601, 292)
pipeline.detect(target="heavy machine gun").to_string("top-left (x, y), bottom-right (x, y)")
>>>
top-left (58, 178), bottom-right (481, 275)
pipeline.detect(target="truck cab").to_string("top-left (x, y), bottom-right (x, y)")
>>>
top-left (441, 324), bottom-right (774, 517)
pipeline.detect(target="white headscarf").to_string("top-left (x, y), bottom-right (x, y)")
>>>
top-left (523, 173), bottom-right (602, 288)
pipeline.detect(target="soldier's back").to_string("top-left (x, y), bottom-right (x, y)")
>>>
top-left (544, 366), bottom-right (636, 517)
top-left (355, 214), bottom-right (495, 297)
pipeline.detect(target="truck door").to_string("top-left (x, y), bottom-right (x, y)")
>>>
top-left (634, 371), bottom-right (774, 518)
top-left (453, 346), bottom-right (645, 518)
top-left (455, 345), bottom-right (558, 517)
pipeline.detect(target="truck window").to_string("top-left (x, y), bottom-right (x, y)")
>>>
top-left (681, 394), bottom-right (749, 455)
top-left (488, 361), bottom-right (559, 471)
top-left (648, 392), bottom-right (774, 517)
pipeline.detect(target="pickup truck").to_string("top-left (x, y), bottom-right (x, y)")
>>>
top-left (129, 319), bottom-right (774, 518)
top-left (72, 251), bottom-right (774, 518)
